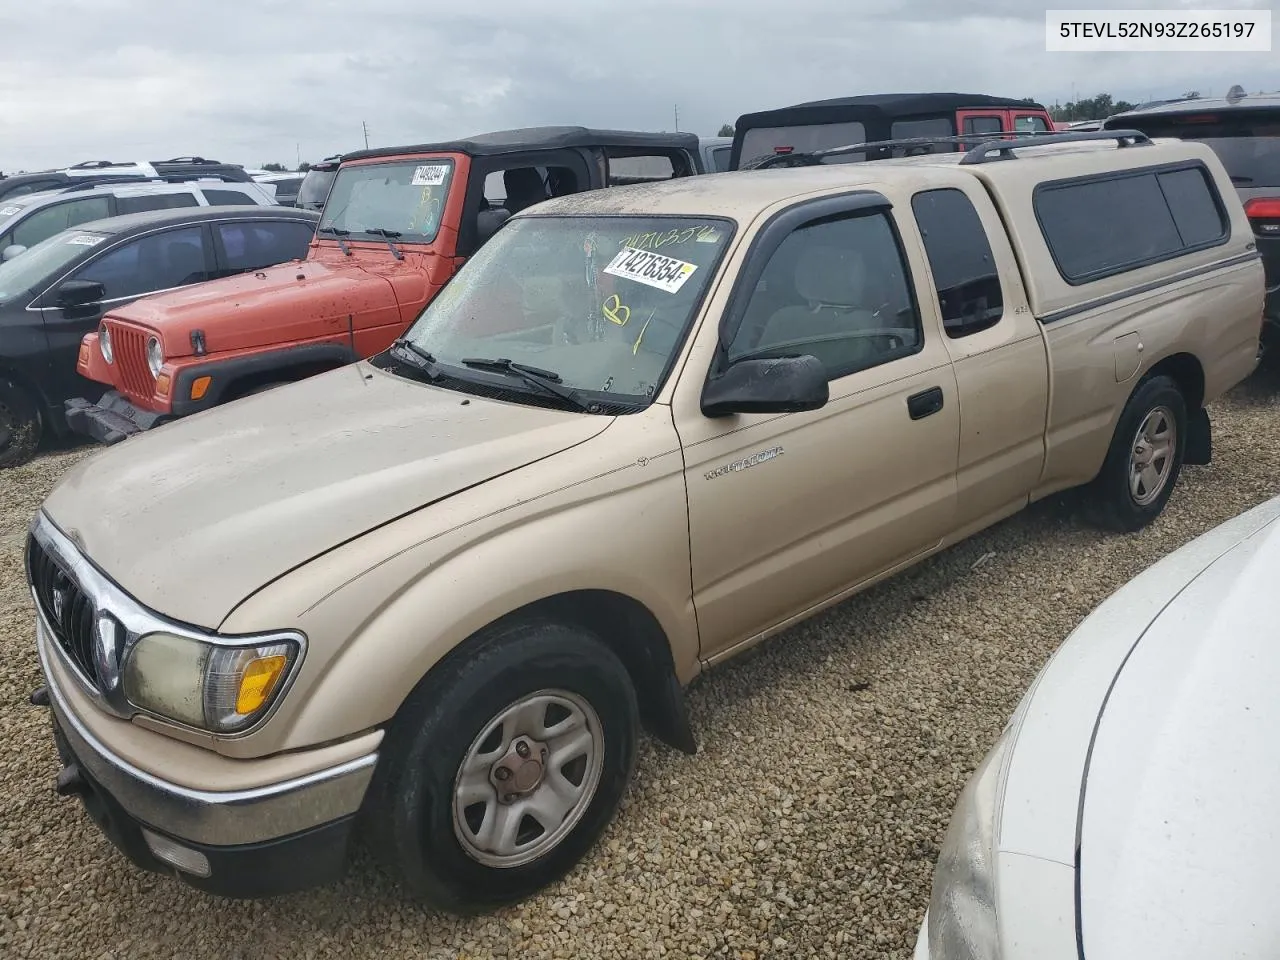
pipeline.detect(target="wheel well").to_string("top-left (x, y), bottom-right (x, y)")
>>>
top-left (1146, 352), bottom-right (1204, 411)
top-left (223, 359), bottom-right (347, 402)
top-left (493, 590), bottom-right (697, 754)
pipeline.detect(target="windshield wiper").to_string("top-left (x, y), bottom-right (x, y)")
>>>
top-left (318, 225), bottom-right (352, 256)
top-left (366, 227), bottom-right (404, 260)
top-left (460, 357), bottom-right (593, 412)
top-left (390, 337), bottom-right (437, 372)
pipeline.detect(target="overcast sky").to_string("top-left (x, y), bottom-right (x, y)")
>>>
top-left (2, 0), bottom-right (1276, 172)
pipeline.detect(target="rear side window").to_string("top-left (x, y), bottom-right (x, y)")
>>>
top-left (216, 220), bottom-right (315, 275)
top-left (202, 188), bottom-right (258, 206)
top-left (72, 225), bottom-right (209, 300)
top-left (739, 122), bottom-right (868, 165)
top-left (11, 197), bottom-right (112, 249)
top-left (912, 189), bottom-right (1005, 337)
top-left (709, 146), bottom-right (732, 172)
top-left (116, 193), bottom-right (200, 215)
top-left (607, 154), bottom-right (675, 184)
top-left (1034, 164), bottom-right (1228, 284)
top-left (891, 117), bottom-right (955, 154)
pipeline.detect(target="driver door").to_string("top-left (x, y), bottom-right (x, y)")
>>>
top-left (675, 199), bottom-right (960, 660)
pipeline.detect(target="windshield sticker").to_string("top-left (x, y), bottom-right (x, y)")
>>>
top-left (66, 234), bottom-right (105, 246)
top-left (620, 225), bottom-right (720, 250)
top-left (0, 205), bottom-right (21, 217)
top-left (602, 294), bottom-right (631, 326)
top-left (604, 246), bottom-right (697, 294)
top-left (411, 164), bottom-right (449, 186)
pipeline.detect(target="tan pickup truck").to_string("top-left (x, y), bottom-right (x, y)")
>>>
top-left (26, 131), bottom-right (1264, 912)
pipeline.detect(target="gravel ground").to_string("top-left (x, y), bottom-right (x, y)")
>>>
top-left (3, 366), bottom-right (1279, 960)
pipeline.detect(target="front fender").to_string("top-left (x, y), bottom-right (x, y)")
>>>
top-left (216, 406), bottom-right (697, 757)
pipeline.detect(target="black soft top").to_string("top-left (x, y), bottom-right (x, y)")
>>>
top-left (342, 126), bottom-right (701, 163)
top-left (737, 92), bottom-right (1044, 129)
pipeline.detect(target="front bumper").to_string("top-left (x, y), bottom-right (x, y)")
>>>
top-left (36, 624), bottom-right (378, 898)
top-left (64, 391), bottom-right (170, 445)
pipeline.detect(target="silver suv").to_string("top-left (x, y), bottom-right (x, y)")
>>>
top-left (0, 178), bottom-right (277, 262)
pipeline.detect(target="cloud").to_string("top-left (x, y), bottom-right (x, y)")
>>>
top-left (1, 0), bottom-right (1275, 172)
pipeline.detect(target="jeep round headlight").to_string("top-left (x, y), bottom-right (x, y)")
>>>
top-left (122, 631), bottom-right (303, 733)
top-left (146, 335), bottom-right (164, 378)
top-left (99, 324), bottom-right (113, 364)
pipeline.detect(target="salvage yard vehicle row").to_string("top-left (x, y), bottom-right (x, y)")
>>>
top-left (25, 131), bottom-right (1265, 913)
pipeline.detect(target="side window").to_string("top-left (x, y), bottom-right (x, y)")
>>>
top-left (202, 188), bottom-right (257, 206)
top-left (1015, 114), bottom-right (1052, 133)
top-left (216, 220), bottom-right (315, 275)
top-left (890, 118), bottom-right (955, 155)
top-left (710, 146), bottom-right (732, 172)
top-left (72, 226), bottom-right (209, 300)
top-left (1035, 164), bottom-right (1227, 283)
top-left (12, 197), bottom-right (112, 248)
top-left (963, 116), bottom-right (1004, 136)
top-left (728, 211), bottom-right (921, 381)
top-left (474, 165), bottom-right (581, 250)
top-left (607, 153), bottom-right (675, 185)
top-left (116, 193), bottom-right (200, 215)
top-left (912, 189), bottom-right (1005, 338)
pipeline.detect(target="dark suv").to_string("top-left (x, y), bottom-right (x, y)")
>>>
top-left (0, 205), bottom-right (318, 467)
top-left (1105, 89), bottom-right (1280, 349)
top-left (0, 158), bottom-right (255, 203)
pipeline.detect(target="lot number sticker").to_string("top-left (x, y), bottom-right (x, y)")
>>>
top-left (604, 246), bottom-right (697, 294)
top-left (411, 164), bottom-right (449, 186)
top-left (66, 234), bottom-right (105, 246)
top-left (0, 206), bottom-right (21, 217)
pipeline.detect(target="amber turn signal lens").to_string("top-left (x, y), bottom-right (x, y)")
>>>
top-left (190, 376), bottom-right (212, 400)
top-left (155, 373), bottom-right (171, 397)
top-left (236, 655), bottom-right (288, 715)
top-left (77, 343), bottom-right (89, 365)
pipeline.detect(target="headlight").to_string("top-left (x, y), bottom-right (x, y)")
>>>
top-left (99, 324), bottom-right (113, 364)
top-left (926, 727), bottom-right (1012, 960)
top-left (122, 631), bottom-right (302, 733)
top-left (146, 335), bottom-right (164, 378)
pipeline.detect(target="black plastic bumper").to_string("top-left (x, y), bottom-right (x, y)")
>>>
top-left (64, 392), bottom-right (170, 445)
top-left (50, 712), bottom-right (356, 898)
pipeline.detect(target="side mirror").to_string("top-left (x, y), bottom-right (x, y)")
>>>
top-left (56, 279), bottom-right (106, 309)
top-left (700, 355), bottom-right (829, 418)
top-left (2, 244), bottom-right (27, 262)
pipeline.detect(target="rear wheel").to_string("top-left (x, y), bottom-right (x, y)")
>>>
top-left (0, 378), bottom-right (41, 469)
top-left (364, 619), bottom-right (639, 913)
top-left (1088, 374), bottom-right (1186, 532)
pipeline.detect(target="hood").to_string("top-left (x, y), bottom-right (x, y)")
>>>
top-left (106, 250), bottom-right (402, 357)
top-left (1078, 508), bottom-right (1280, 959)
top-left (42, 363), bottom-right (612, 629)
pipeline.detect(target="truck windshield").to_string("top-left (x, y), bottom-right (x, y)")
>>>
top-left (318, 159), bottom-right (456, 243)
top-left (396, 215), bottom-right (733, 407)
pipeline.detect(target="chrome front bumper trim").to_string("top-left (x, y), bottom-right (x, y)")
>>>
top-left (38, 628), bottom-right (377, 847)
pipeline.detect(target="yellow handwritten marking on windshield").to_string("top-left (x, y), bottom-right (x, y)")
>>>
top-left (407, 187), bottom-right (441, 233)
top-left (620, 225), bottom-right (719, 250)
top-left (632, 310), bottom-right (655, 355)
top-left (602, 294), bottom-right (631, 326)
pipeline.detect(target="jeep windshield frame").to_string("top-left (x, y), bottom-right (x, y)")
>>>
top-left (317, 158), bottom-right (457, 244)
top-left (377, 213), bottom-right (736, 413)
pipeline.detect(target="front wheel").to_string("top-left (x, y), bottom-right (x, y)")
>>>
top-left (1088, 374), bottom-right (1186, 532)
top-left (363, 620), bottom-right (639, 913)
top-left (0, 378), bottom-right (41, 469)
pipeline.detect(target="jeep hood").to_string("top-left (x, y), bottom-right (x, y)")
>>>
top-left (41, 363), bottom-right (612, 629)
top-left (108, 253), bottom-right (401, 356)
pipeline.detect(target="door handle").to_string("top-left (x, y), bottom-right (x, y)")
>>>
top-left (907, 386), bottom-right (944, 420)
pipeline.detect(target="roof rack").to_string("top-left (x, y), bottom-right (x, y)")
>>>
top-left (958, 129), bottom-right (1152, 164)
top-left (67, 160), bottom-right (146, 170)
top-left (746, 131), bottom-right (1063, 170)
top-left (58, 175), bottom-right (163, 192)
top-left (158, 156), bottom-right (223, 165)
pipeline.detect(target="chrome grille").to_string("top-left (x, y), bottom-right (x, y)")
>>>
top-left (26, 533), bottom-right (100, 687)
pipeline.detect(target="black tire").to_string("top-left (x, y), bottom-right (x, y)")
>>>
top-left (363, 619), bottom-right (639, 913)
top-left (1088, 374), bottom-right (1187, 532)
top-left (0, 377), bottom-right (41, 470)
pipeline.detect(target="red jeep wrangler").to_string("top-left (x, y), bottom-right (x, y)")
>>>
top-left (67, 127), bottom-right (704, 443)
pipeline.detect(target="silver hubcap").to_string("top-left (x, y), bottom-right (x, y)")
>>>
top-left (1129, 405), bottom-right (1176, 506)
top-left (452, 690), bottom-right (603, 868)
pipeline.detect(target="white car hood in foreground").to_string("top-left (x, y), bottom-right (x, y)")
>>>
top-left (1078, 506), bottom-right (1280, 959)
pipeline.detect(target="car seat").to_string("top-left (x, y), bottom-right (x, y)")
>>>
top-left (503, 168), bottom-right (548, 214)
